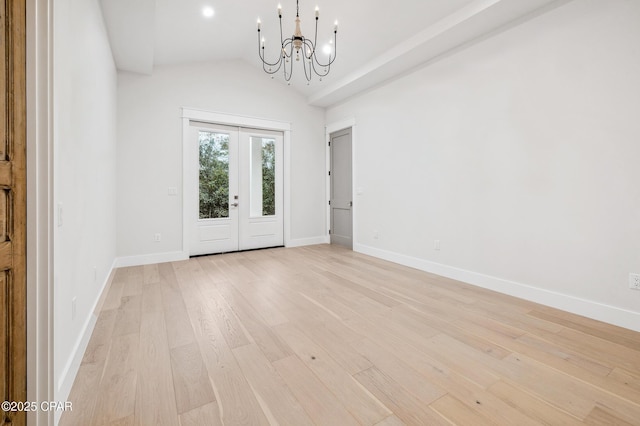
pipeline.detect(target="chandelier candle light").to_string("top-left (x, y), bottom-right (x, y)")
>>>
top-left (257, 0), bottom-right (338, 83)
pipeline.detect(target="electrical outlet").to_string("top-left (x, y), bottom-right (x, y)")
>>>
top-left (630, 273), bottom-right (640, 290)
top-left (434, 240), bottom-right (441, 251)
top-left (154, 233), bottom-right (161, 242)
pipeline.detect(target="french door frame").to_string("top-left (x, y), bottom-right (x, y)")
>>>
top-left (181, 108), bottom-right (291, 257)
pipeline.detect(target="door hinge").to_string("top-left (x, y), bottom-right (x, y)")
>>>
top-left (328, 200), bottom-right (331, 205)
top-left (328, 229), bottom-right (331, 234)
top-left (328, 141), bottom-right (331, 146)
top-left (328, 170), bottom-right (331, 176)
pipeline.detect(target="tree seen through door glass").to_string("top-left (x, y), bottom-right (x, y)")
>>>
top-left (250, 137), bottom-right (276, 217)
top-left (199, 131), bottom-right (229, 219)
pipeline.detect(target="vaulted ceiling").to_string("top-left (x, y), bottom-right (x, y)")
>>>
top-left (99, 0), bottom-right (568, 107)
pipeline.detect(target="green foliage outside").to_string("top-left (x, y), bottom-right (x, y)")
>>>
top-left (199, 133), bottom-right (276, 219)
top-left (199, 133), bottom-right (229, 219)
top-left (261, 140), bottom-right (276, 216)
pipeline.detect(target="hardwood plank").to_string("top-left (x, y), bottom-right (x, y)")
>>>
top-left (227, 279), bottom-right (289, 327)
top-left (141, 282), bottom-right (163, 312)
top-left (273, 355), bottom-right (361, 426)
top-left (81, 308), bottom-right (116, 365)
top-left (294, 316), bottom-right (374, 375)
top-left (451, 316), bottom-right (640, 404)
top-left (274, 322), bottom-right (392, 424)
top-left (529, 307), bottom-right (640, 352)
top-left (488, 379), bottom-right (583, 425)
top-left (430, 394), bottom-right (495, 426)
top-left (101, 271), bottom-right (125, 311)
top-left (179, 402), bottom-right (222, 426)
top-left (585, 405), bottom-right (636, 426)
top-left (351, 337), bottom-right (447, 406)
top-left (375, 414), bottom-right (406, 426)
top-left (232, 343), bottom-right (314, 425)
top-left (497, 353), bottom-right (640, 422)
top-left (170, 342), bottom-right (216, 414)
top-left (213, 278), bottom-right (292, 362)
top-left (106, 414), bottom-right (134, 426)
top-left (161, 263), bottom-right (196, 349)
top-left (608, 368), bottom-right (640, 393)
top-left (121, 266), bottom-right (143, 298)
top-left (59, 362), bottom-right (105, 426)
top-left (180, 261), bottom-right (270, 425)
top-left (548, 327), bottom-right (640, 375)
top-left (111, 294), bottom-right (142, 337)
top-left (143, 263), bottom-right (160, 285)
top-left (92, 333), bottom-right (139, 425)
top-left (199, 282), bottom-right (253, 349)
top-left (353, 366), bottom-right (449, 425)
top-left (135, 310), bottom-right (179, 425)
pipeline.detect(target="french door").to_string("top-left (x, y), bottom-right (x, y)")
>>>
top-left (188, 122), bottom-right (283, 256)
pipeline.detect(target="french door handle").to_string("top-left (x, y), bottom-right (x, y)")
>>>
top-left (230, 202), bottom-right (239, 207)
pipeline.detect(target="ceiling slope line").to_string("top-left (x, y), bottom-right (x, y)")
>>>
top-left (100, 0), bottom-right (155, 75)
top-left (308, 0), bottom-right (568, 108)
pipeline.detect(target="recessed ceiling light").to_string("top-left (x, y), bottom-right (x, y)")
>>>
top-left (202, 6), bottom-right (215, 18)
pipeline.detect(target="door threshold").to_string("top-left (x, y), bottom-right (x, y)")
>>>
top-left (189, 245), bottom-right (285, 258)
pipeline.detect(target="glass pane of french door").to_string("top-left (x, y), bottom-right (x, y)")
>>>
top-left (249, 136), bottom-right (276, 217)
top-left (199, 131), bottom-right (230, 219)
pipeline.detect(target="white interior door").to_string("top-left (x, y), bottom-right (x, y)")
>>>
top-left (189, 122), bottom-right (283, 255)
top-left (330, 127), bottom-right (353, 248)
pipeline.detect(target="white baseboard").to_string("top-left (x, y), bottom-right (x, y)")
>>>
top-left (55, 258), bottom-right (118, 424)
top-left (355, 243), bottom-right (640, 333)
top-left (286, 236), bottom-right (330, 248)
top-left (115, 250), bottom-right (188, 268)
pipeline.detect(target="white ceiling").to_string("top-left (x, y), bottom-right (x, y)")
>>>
top-left (100, 0), bottom-right (569, 107)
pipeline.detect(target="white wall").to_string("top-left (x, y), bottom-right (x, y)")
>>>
top-left (116, 60), bottom-right (326, 260)
top-left (326, 0), bottom-right (640, 330)
top-left (53, 0), bottom-right (118, 406)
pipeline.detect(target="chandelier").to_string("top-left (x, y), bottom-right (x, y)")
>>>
top-left (257, 0), bottom-right (338, 83)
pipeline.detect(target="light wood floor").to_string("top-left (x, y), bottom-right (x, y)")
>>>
top-left (61, 245), bottom-right (640, 425)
